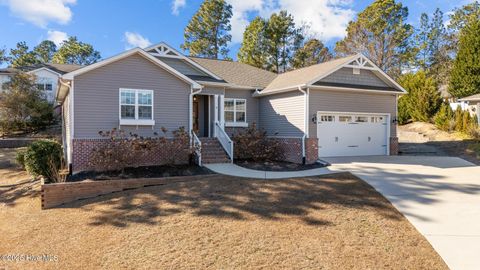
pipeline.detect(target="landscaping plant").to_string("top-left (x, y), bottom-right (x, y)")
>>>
top-left (89, 127), bottom-right (192, 173)
top-left (433, 102), bottom-right (454, 131)
top-left (233, 123), bottom-right (284, 161)
top-left (23, 140), bottom-right (63, 182)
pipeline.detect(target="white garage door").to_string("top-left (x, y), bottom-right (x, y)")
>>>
top-left (317, 112), bottom-right (389, 157)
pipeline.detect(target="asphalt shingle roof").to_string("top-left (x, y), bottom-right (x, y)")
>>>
top-left (188, 57), bottom-right (277, 89)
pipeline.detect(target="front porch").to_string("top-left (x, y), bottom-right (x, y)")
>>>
top-left (191, 93), bottom-right (233, 165)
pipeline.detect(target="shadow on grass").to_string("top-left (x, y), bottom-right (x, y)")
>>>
top-left (61, 172), bottom-right (407, 228)
top-left (0, 176), bottom-right (39, 207)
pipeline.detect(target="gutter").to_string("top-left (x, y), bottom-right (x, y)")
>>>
top-left (297, 86), bottom-right (309, 164)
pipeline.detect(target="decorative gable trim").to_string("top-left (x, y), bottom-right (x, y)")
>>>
top-left (145, 42), bottom-right (222, 80)
top-left (307, 53), bottom-right (407, 94)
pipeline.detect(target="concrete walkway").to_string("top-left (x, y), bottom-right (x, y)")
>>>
top-left (205, 163), bottom-right (338, 179)
top-left (206, 156), bottom-right (480, 270)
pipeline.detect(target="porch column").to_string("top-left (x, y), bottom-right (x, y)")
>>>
top-left (214, 95), bottom-right (218, 136)
top-left (219, 95), bottom-right (225, 127)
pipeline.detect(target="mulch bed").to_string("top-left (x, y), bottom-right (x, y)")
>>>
top-left (235, 159), bottom-right (326, 171)
top-left (68, 164), bottom-right (215, 182)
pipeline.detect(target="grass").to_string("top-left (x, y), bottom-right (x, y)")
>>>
top-left (0, 160), bottom-right (447, 270)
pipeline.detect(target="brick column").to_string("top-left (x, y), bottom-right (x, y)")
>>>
top-left (389, 137), bottom-right (399, 155)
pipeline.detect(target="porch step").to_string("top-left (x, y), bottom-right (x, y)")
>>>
top-left (200, 137), bottom-right (231, 164)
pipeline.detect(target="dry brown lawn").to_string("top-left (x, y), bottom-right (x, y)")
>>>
top-left (0, 151), bottom-right (447, 269)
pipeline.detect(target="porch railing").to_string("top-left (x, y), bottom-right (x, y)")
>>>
top-left (191, 131), bottom-right (202, 166)
top-left (215, 122), bottom-right (233, 163)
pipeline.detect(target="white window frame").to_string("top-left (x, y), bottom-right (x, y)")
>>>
top-left (119, 88), bottom-right (155, 126)
top-left (224, 98), bottom-right (248, 127)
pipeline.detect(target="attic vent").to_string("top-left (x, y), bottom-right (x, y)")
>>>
top-left (353, 68), bottom-right (360, 75)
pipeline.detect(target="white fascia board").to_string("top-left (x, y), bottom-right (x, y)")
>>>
top-left (27, 67), bottom-right (62, 77)
top-left (253, 84), bottom-right (307, 97)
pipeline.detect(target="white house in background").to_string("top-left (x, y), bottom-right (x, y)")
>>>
top-left (0, 63), bottom-right (82, 103)
top-left (459, 94), bottom-right (480, 124)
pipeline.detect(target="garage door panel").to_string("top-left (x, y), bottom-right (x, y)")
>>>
top-left (317, 112), bottom-right (388, 157)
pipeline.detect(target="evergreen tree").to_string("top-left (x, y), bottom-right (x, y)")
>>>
top-left (52, 36), bottom-right (101, 65)
top-left (237, 17), bottom-right (268, 69)
top-left (398, 71), bottom-right (442, 122)
top-left (9, 42), bottom-right (40, 67)
top-left (335, 0), bottom-right (413, 78)
top-left (33, 40), bottom-right (57, 63)
top-left (265, 10), bottom-right (303, 73)
top-left (449, 18), bottom-right (480, 98)
top-left (290, 39), bottom-right (333, 69)
top-left (181, 0), bottom-right (232, 59)
top-left (428, 9), bottom-right (450, 85)
top-left (448, 1), bottom-right (480, 48)
top-left (0, 48), bottom-right (7, 65)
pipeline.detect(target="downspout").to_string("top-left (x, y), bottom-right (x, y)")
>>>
top-left (297, 86), bottom-right (308, 164)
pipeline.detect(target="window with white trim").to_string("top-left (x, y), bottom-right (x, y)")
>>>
top-left (119, 89), bottom-right (153, 123)
top-left (224, 98), bottom-right (246, 125)
top-left (37, 82), bottom-right (53, 91)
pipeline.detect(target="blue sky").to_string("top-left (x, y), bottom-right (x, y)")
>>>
top-left (0, 0), bottom-right (473, 64)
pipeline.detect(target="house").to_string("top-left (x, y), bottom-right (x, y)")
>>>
top-left (56, 42), bottom-right (406, 173)
top-left (0, 63), bottom-right (82, 103)
top-left (459, 94), bottom-right (480, 124)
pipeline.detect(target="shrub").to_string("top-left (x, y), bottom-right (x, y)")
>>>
top-left (454, 106), bottom-right (464, 132)
top-left (232, 123), bottom-right (284, 161)
top-left (397, 96), bottom-right (411, 125)
top-left (89, 127), bottom-right (192, 173)
top-left (434, 103), bottom-right (454, 131)
top-left (23, 140), bottom-right (63, 182)
top-left (15, 149), bottom-right (26, 169)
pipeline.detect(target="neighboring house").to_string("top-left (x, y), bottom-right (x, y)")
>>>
top-left (0, 63), bottom-right (82, 103)
top-left (56, 42), bottom-right (406, 173)
top-left (459, 94), bottom-right (480, 124)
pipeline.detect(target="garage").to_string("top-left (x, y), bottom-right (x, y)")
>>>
top-left (316, 112), bottom-right (390, 157)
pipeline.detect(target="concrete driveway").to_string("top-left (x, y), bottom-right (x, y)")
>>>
top-left (324, 156), bottom-right (480, 270)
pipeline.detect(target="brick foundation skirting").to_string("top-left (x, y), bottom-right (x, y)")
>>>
top-left (72, 138), bottom-right (190, 172)
top-left (41, 175), bottom-right (221, 209)
top-left (390, 137), bottom-right (399, 155)
top-left (268, 137), bottom-right (318, 164)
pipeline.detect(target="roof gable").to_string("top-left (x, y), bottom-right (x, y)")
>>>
top-left (62, 48), bottom-right (201, 89)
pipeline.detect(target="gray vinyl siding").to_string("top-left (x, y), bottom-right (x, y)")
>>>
top-left (319, 67), bottom-right (389, 88)
top-left (73, 53), bottom-right (191, 138)
top-left (224, 89), bottom-right (259, 126)
top-left (259, 91), bottom-right (305, 137)
top-left (157, 57), bottom-right (206, 76)
top-left (309, 89), bottom-right (397, 138)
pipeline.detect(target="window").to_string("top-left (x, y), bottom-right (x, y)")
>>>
top-left (119, 89), bottom-right (154, 125)
top-left (36, 83), bottom-right (53, 91)
top-left (371, 116), bottom-right (386, 123)
top-left (339, 116), bottom-right (352, 122)
top-left (224, 98), bottom-right (247, 126)
top-left (320, 115), bottom-right (335, 122)
top-left (355, 116), bottom-right (368, 123)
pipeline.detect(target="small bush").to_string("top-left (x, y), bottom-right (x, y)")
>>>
top-left (89, 127), bottom-right (192, 173)
top-left (23, 140), bottom-right (63, 182)
top-left (233, 123), bottom-right (284, 161)
top-left (15, 150), bottom-right (26, 169)
top-left (434, 103), bottom-right (454, 131)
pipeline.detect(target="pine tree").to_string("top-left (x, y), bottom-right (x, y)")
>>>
top-left (181, 0), bottom-right (232, 59)
top-left (9, 42), bottom-right (40, 67)
top-left (449, 18), bottom-right (480, 98)
top-left (264, 10), bottom-right (302, 73)
top-left (335, 0), bottom-right (413, 78)
top-left (52, 36), bottom-right (101, 65)
top-left (33, 40), bottom-right (57, 63)
top-left (237, 17), bottom-right (268, 69)
top-left (290, 39), bottom-right (333, 69)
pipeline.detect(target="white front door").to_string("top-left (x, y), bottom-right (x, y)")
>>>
top-left (317, 112), bottom-right (389, 157)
